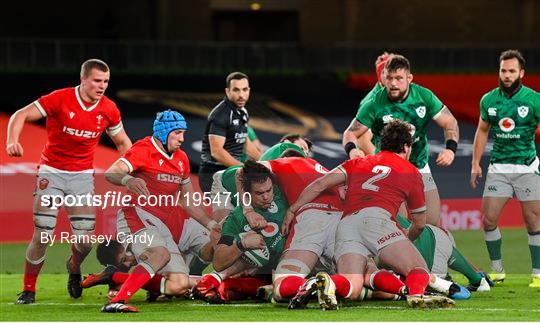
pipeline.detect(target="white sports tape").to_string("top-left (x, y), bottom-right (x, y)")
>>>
top-left (34, 212), bottom-right (58, 236)
top-left (274, 258), bottom-right (311, 280)
top-left (528, 233), bottom-right (540, 246)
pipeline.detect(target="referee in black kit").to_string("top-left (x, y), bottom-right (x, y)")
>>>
top-left (199, 72), bottom-right (254, 193)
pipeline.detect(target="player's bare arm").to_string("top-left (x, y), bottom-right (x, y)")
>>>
top-left (6, 103), bottom-right (45, 157)
top-left (408, 210), bottom-right (427, 241)
top-left (244, 137), bottom-right (262, 160)
top-left (434, 106), bottom-right (460, 167)
top-left (105, 159), bottom-right (150, 196)
top-left (470, 118), bottom-right (491, 189)
top-left (179, 181), bottom-right (220, 232)
top-left (342, 119), bottom-right (370, 159)
top-left (209, 135), bottom-right (243, 167)
top-left (212, 232), bottom-right (265, 271)
top-left (108, 126), bottom-right (132, 155)
top-left (284, 167), bottom-right (346, 234)
top-left (234, 167), bottom-right (267, 229)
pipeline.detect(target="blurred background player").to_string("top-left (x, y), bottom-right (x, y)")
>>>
top-left (470, 49), bottom-right (540, 288)
top-left (101, 110), bottom-right (219, 313)
top-left (240, 126), bottom-right (264, 162)
top-left (290, 120), bottom-right (455, 309)
top-left (6, 58), bottom-right (132, 304)
top-left (199, 72), bottom-right (261, 193)
top-left (342, 54), bottom-right (460, 227)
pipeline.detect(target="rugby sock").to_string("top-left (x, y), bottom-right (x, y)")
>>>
top-left (405, 267), bottom-right (430, 296)
top-left (111, 263), bottom-right (154, 303)
top-left (23, 256), bottom-right (45, 293)
top-left (112, 272), bottom-right (129, 285)
top-left (110, 271), bottom-right (165, 293)
top-left (218, 277), bottom-right (269, 297)
top-left (528, 231), bottom-right (540, 275)
top-left (277, 276), bottom-right (305, 299)
top-left (484, 227), bottom-right (503, 272)
top-left (370, 270), bottom-right (406, 296)
top-left (331, 274), bottom-right (353, 298)
top-left (448, 247), bottom-right (483, 285)
top-left (429, 275), bottom-right (452, 294)
top-left (68, 244), bottom-right (89, 274)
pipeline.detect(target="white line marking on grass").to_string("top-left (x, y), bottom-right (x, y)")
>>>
top-left (354, 305), bottom-right (540, 312)
top-left (2, 302), bottom-right (103, 306)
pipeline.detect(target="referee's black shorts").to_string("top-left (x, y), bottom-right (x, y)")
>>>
top-left (198, 163), bottom-right (227, 193)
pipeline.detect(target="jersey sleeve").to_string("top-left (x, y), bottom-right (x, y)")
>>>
top-left (118, 143), bottom-right (147, 173)
top-left (34, 89), bottom-right (63, 117)
top-left (106, 103), bottom-right (123, 136)
top-left (479, 93), bottom-right (489, 121)
top-left (407, 170), bottom-right (426, 213)
top-left (420, 87), bottom-right (444, 119)
top-left (180, 153), bottom-right (191, 185)
top-left (355, 99), bottom-right (376, 128)
top-left (221, 209), bottom-right (242, 238)
top-left (247, 126), bottom-right (257, 140)
top-left (533, 91), bottom-right (540, 119)
top-left (208, 108), bottom-right (229, 137)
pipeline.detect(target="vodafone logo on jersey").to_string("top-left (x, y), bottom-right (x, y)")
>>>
top-left (62, 126), bottom-right (100, 138)
top-left (498, 117), bottom-right (515, 133)
top-left (261, 222), bottom-right (279, 237)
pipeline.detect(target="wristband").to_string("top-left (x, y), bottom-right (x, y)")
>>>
top-left (344, 142), bottom-right (357, 156)
top-left (120, 174), bottom-right (134, 186)
top-left (235, 237), bottom-right (247, 252)
top-left (445, 139), bottom-right (458, 153)
top-left (206, 220), bottom-right (218, 231)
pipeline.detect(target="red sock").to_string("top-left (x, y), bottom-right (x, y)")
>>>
top-left (277, 276), bottom-right (305, 299)
top-left (68, 244), bottom-right (89, 274)
top-left (143, 274), bottom-right (165, 294)
top-left (23, 259), bottom-right (45, 292)
top-left (112, 272), bottom-right (129, 285)
top-left (371, 270), bottom-right (406, 295)
top-left (331, 274), bottom-right (353, 298)
top-left (111, 264), bottom-right (153, 303)
top-left (405, 268), bottom-right (430, 296)
top-left (218, 277), bottom-right (269, 297)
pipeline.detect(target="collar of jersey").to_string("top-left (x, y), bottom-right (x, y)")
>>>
top-left (75, 86), bottom-right (100, 112)
top-left (151, 136), bottom-right (174, 160)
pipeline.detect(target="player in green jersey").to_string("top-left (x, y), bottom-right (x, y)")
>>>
top-left (342, 54), bottom-right (460, 227)
top-left (470, 49), bottom-right (540, 288)
top-left (240, 126), bottom-right (263, 162)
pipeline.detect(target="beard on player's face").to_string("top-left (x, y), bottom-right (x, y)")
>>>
top-left (499, 77), bottom-right (521, 96)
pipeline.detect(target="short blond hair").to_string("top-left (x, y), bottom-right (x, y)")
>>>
top-left (80, 58), bottom-right (109, 77)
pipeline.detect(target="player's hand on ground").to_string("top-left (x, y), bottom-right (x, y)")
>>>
top-left (244, 210), bottom-right (267, 229)
top-left (242, 231), bottom-right (266, 250)
top-left (470, 164), bottom-right (483, 189)
top-left (6, 142), bottom-right (24, 157)
top-left (281, 209), bottom-right (295, 235)
top-left (436, 149), bottom-right (455, 167)
top-left (126, 177), bottom-right (150, 196)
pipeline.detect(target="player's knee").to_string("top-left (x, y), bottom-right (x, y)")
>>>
top-left (33, 211), bottom-right (58, 238)
top-left (70, 215), bottom-right (95, 237)
top-left (482, 215), bottom-right (498, 230)
top-left (274, 259), bottom-right (311, 281)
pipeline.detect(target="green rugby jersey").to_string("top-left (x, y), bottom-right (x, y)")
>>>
top-left (480, 85), bottom-right (540, 165)
top-left (221, 187), bottom-right (288, 269)
top-left (260, 142), bottom-right (306, 161)
top-left (356, 83), bottom-right (444, 169)
top-left (396, 214), bottom-right (436, 271)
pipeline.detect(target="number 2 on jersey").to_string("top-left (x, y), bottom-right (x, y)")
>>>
top-left (362, 165), bottom-right (391, 192)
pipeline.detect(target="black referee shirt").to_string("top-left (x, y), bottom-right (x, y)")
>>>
top-left (200, 98), bottom-right (249, 166)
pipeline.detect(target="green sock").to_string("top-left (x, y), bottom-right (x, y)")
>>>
top-left (449, 247), bottom-right (482, 285)
top-left (528, 232), bottom-right (540, 275)
top-left (485, 228), bottom-right (502, 261)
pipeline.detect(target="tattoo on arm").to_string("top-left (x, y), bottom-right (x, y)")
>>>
top-left (440, 107), bottom-right (459, 142)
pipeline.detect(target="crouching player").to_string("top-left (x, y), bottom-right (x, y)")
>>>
top-left (289, 120), bottom-right (455, 309)
top-left (193, 161), bottom-right (287, 303)
top-left (100, 110), bottom-right (219, 313)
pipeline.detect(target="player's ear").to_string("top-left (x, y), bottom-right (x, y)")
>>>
top-left (408, 73), bottom-right (413, 83)
top-left (519, 69), bottom-right (525, 79)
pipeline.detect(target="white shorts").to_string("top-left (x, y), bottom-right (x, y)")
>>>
top-left (117, 206), bottom-right (188, 274)
top-left (210, 170), bottom-right (234, 211)
top-left (178, 218), bottom-right (211, 266)
top-left (35, 164), bottom-right (94, 201)
top-left (483, 157), bottom-right (540, 201)
top-left (418, 163), bottom-right (438, 192)
top-left (428, 225), bottom-right (453, 277)
top-left (335, 207), bottom-right (407, 260)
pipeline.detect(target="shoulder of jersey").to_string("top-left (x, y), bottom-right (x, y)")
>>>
top-left (208, 100), bottom-right (229, 118)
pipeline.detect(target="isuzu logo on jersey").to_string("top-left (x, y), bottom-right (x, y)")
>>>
top-left (156, 173), bottom-right (181, 183)
top-left (517, 106), bottom-right (529, 118)
top-left (261, 222), bottom-right (279, 237)
top-left (498, 117), bottom-right (515, 132)
top-left (62, 126), bottom-right (100, 138)
top-left (416, 106), bottom-right (426, 118)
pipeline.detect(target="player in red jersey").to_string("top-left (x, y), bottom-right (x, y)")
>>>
top-left (6, 59), bottom-right (132, 304)
top-left (288, 120), bottom-right (454, 308)
top-left (101, 110), bottom-right (219, 313)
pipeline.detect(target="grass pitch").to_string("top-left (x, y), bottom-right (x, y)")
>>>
top-left (1, 228), bottom-right (539, 321)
